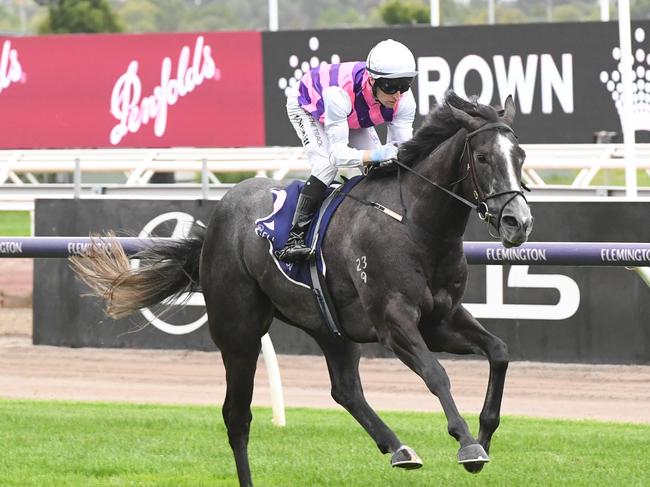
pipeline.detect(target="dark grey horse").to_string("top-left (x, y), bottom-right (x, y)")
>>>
top-left (71, 92), bottom-right (533, 487)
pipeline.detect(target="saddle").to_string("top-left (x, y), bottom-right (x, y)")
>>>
top-left (255, 176), bottom-right (364, 334)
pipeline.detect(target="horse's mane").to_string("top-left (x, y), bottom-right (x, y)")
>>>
top-left (397, 91), bottom-right (501, 168)
top-left (364, 91), bottom-right (503, 180)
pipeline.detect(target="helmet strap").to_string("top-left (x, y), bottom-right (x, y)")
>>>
top-left (369, 77), bottom-right (380, 102)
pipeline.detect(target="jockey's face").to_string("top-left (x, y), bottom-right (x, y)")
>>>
top-left (375, 85), bottom-right (402, 109)
top-left (372, 77), bottom-right (411, 109)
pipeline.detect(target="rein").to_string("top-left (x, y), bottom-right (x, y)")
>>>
top-left (393, 121), bottom-right (529, 231)
top-left (392, 159), bottom-right (478, 213)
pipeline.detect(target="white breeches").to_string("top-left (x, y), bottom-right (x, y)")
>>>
top-left (286, 96), bottom-right (380, 185)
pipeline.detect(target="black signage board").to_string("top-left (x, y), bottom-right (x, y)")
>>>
top-left (263, 21), bottom-right (650, 146)
top-left (34, 199), bottom-right (649, 363)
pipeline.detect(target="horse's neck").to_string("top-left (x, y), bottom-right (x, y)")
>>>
top-left (403, 130), bottom-right (471, 241)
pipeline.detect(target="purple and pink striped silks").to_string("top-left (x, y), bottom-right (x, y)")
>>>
top-left (297, 62), bottom-right (399, 129)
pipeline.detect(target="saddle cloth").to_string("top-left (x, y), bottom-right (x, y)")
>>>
top-left (255, 175), bottom-right (364, 287)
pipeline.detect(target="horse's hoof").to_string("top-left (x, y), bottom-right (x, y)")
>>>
top-left (391, 445), bottom-right (423, 469)
top-left (458, 444), bottom-right (489, 474)
top-left (462, 461), bottom-right (486, 474)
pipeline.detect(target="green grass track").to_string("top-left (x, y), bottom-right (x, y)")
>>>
top-left (0, 399), bottom-right (648, 486)
top-left (0, 211), bottom-right (31, 236)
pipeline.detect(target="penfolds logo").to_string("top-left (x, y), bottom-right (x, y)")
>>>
top-left (110, 36), bottom-right (218, 145)
top-left (0, 40), bottom-right (23, 95)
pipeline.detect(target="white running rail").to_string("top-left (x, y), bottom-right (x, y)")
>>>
top-left (0, 147), bottom-right (307, 185)
top-left (521, 143), bottom-right (650, 187)
top-left (1, 144), bottom-right (650, 188)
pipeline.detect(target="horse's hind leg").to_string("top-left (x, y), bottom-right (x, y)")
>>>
top-left (308, 332), bottom-right (422, 469)
top-left (205, 285), bottom-right (274, 487)
top-left (220, 346), bottom-right (260, 487)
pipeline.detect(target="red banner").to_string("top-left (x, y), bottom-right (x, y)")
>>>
top-left (0, 32), bottom-right (264, 148)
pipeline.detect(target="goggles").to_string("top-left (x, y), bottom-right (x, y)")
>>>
top-left (375, 77), bottom-right (413, 95)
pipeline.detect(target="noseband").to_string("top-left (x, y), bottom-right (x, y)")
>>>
top-left (393, 121), bottom-right (528, 233)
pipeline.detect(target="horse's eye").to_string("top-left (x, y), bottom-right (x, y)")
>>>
top-left (476, 153), bottom-right (487, 163)
top-left (516, 148), bottom-right (526, 165)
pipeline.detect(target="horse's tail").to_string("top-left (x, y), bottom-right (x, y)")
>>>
top-left (69, 227), bottom-right (205, 319)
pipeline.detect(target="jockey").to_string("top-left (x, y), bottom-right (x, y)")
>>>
top-left (276, 39), bottom-right (418, 262)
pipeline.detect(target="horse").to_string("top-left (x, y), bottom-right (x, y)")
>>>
top-left (70, 91), bottom-right (533, 486)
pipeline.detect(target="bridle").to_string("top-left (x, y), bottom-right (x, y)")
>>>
top-left (463, 122), bottom-right (529, 228)
top-left (393, 121), bottom-right (529, 232)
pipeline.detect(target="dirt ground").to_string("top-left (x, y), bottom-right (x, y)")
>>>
top-left (1, 259), bottom-right (650, 424)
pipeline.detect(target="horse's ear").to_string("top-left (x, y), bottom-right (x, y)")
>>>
top-left (445, 90), bottom-right (479, 114)
top-left (501, 95), bottom-right (516, 125)
top-left (446, 101), bottom-right (482, 131)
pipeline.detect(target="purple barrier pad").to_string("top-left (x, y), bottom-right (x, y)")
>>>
top-left (0, 237), bottom-right (167, 258)
top-left (1, 238), bottom-right (650, 266)
top-left (463, 242), bottom-right (650, 266)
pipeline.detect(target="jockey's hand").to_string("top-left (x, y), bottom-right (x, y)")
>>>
top-left (368, 144), bottom-right (398, 167)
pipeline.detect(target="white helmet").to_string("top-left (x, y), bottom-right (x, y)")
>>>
top-left (366, 39), bottom-right (418, 79)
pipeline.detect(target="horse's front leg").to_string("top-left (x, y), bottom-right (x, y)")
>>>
top-left (450, 306), bottom-right (509, 456)
top-left (376, 295), bottom-right (489, 471)
top-left (307, 330), bottom-right (422, 469)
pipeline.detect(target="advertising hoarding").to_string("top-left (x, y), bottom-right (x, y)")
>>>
top-left (263, 22), bottom-right (650, 145)
top-left (0, 32), bottom-right (265, 148)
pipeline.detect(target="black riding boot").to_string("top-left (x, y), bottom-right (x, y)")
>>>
top-left (275, 176), bottom-right (327, 262)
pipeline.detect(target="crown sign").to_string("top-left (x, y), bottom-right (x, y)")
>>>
top-left (600, 27), bottom-right (650, 133)
top-left (278, 37), bottom-right (341, 97)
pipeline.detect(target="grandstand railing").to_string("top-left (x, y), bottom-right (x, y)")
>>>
top-left (2, 144), bottom-right (650, 188)
top-left (0, 147), bottom-right (307, 185)
top-left (521, 143), bottom-right (650, 187)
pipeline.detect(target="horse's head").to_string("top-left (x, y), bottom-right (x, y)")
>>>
top-left (446, 95), bottom-right (533, 247)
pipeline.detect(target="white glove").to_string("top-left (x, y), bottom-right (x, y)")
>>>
top-left (368, 144), bottom-right (398, 166)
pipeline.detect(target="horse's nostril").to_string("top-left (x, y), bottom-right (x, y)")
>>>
top-left (501, 215), bottom-right (519, 229)
top-left (522, 217), bottom-right (534, 237)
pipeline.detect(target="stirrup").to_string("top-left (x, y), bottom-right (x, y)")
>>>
top-left (275, 232), bottom-right (313, 262)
